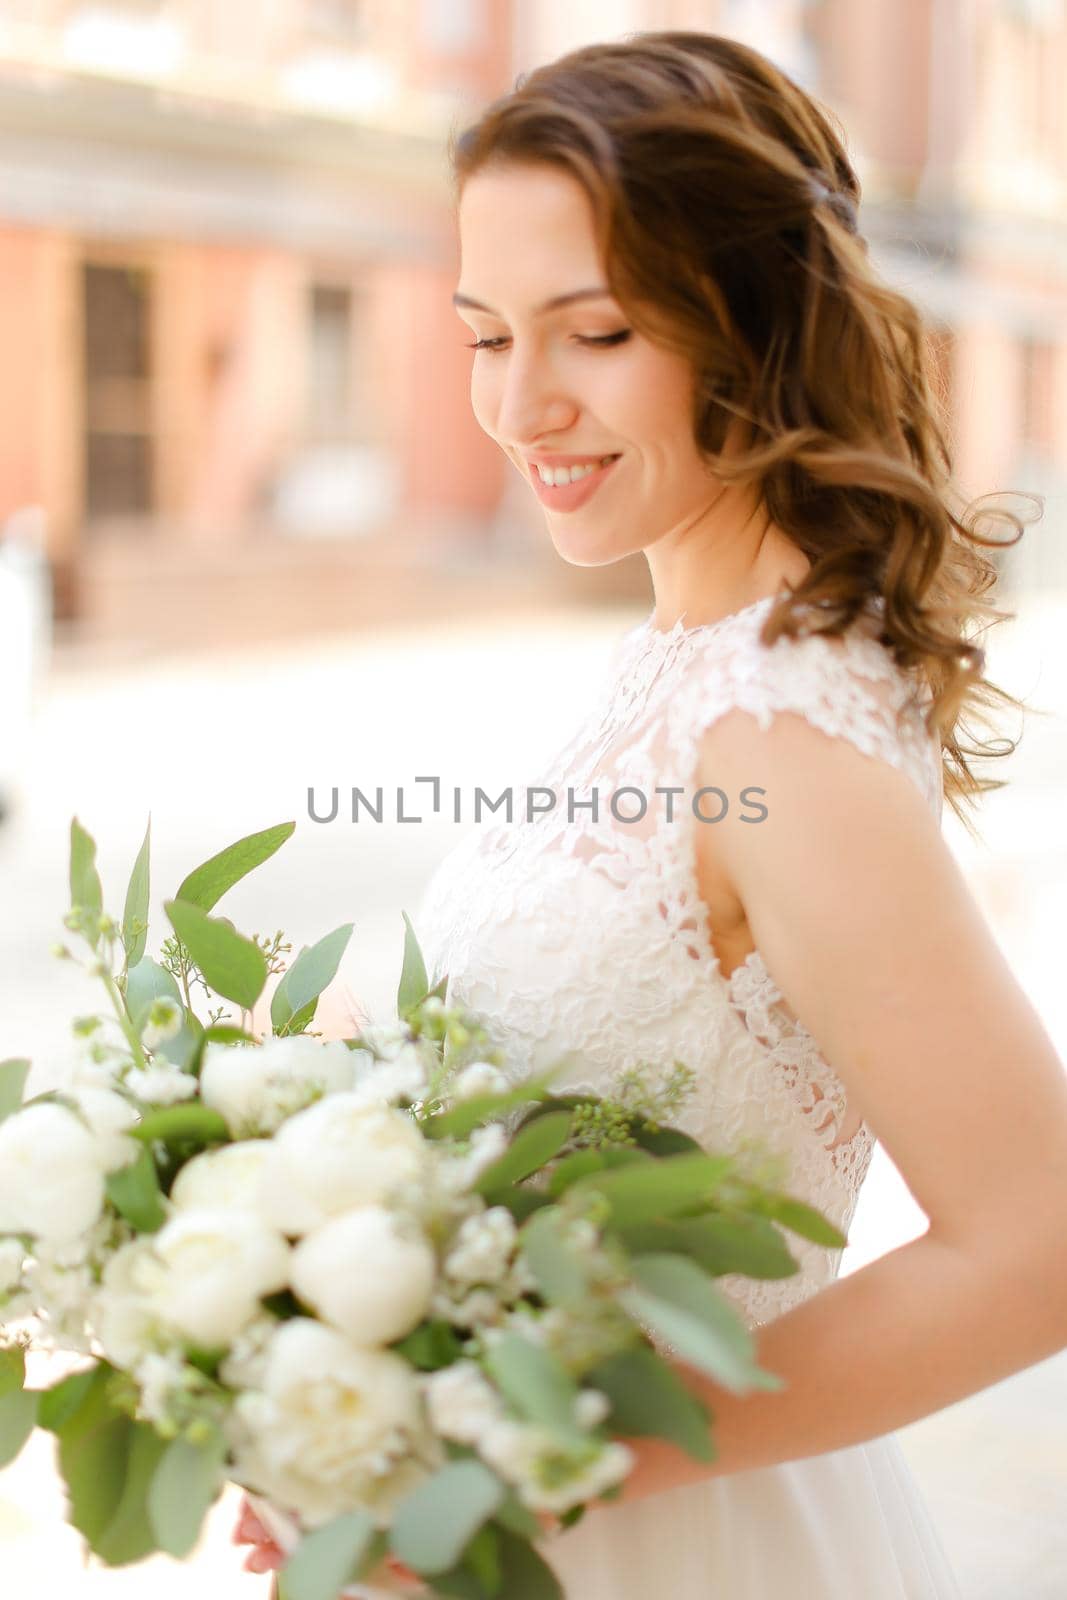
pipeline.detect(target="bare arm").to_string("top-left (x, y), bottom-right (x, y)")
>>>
top-left (616, 709), bottom-right (1067, 1498)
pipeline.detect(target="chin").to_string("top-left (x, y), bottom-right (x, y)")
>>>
top-left (547, 524), bottom-right (634, 569)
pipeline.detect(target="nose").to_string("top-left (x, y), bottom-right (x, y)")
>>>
top-left (493, 343), bottom-right (578, 446)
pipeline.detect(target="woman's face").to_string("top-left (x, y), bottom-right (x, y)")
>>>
top-left (454, 162), bottom-right (721, 567)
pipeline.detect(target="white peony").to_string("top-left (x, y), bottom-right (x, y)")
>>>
top-left (258, 1093), bottom-right (428, 1236)
top-left (228, 1318), bottom-right (441, 1528)
top-left (67, 1086), bottom-right (141, 1171)
top-left (170, 1140), bottom-right (273, 1214)
top-left (290, 1206), bottom-right (435, 1345)
top-left (420, 1360), bottom-right (506, 1445)
top-left (0, 1103), bottom-right (108, 1243)
top-left (199, 1035), bottom-right (357, 1137)
top-left (150, 1209), bottom-right (291, 1349)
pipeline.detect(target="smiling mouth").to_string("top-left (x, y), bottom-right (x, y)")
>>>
top-left (526, 453), bottom-right (623, 511)
top-left (529, 454), bottom-right (621, 487)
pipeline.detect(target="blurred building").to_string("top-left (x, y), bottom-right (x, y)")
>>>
top-left (0, 0), bottom-right (1064, 649)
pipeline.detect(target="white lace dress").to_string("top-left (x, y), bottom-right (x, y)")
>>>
top-left (415, 593), bottom-right (963, 1598)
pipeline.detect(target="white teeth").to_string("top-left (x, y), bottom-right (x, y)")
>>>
top-left (535, 456), bottom-right (616, 486)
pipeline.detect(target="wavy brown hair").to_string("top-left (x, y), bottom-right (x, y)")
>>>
top-left (448, 30), bottom-right (1042, 833)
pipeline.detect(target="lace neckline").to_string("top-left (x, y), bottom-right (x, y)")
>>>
top-left (635, 593), bottom-right (777, 647)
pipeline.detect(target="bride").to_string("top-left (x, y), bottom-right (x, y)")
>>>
top-left (242, 30), bottom-right (1067, 1598)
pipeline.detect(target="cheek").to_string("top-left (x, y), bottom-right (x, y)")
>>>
top-left (469, 365), bottom-right (502, 439)
top-left (592, 348), bottom-right (695, 451)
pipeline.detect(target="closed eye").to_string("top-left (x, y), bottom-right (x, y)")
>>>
top-left (464, 331), bottom-right (632, 352)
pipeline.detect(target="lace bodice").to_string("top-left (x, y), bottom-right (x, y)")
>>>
top-left (415, 594), bottom-right (944, 1329)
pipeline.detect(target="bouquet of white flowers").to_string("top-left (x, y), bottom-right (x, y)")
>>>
top-left (0, 816), bottom-right (846, 1600)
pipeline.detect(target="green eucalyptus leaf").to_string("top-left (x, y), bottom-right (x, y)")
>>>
top-left (163, 900), bottom-right (267, 1012)
top-left (397, 911), bottom-right (430, 1020)
top-left (489, 1186), bottom-right (552, 1223)
top-left (588, 1345), bottom-right (714, 1461)
top-left (390, 1319), bottom-right (463, 1371)
top-left (569, 1151), bottom-right (734, 1229)
top-left (273, 924), bottom-right (353, 1032)
top-left (130, 1103), bottom-right (228, 1145)
top-left (482, 1334), bottom-right (584, 1446)
top-left (281, 1511), bottom-right (375, 1600)
top-left (69, 817), bottom-right (103, 948)
top-left (125, 959), bottom-right (182, 1031)
top-left (461, 1523), bottom-right (501, 1596)
top-left (492, 1525), bottom-right (564, 1600)
top-left (93, 1420), bottom-right (170, 1565)
top-left (152, 1009), bottom-right (204, 1073)
top-left (121, 817), bottom-right (151, 970)
top-left (750, 1191), bottom-right (848, 1249)
top-left (55, 1366), bottom-right (168, 1564)
top-left (630, 1121), bottom-right (703, 1156)
top-left (0, 1387), bottom-right (37, 1468)
top-left (474, 1111), bottom-right (573, 1194)
top-left (519, 1209), bottom-right (589, 1305)
top-left (0, 1345), bottom-right (25, 1397)
top-left (174, 821), bottom-right (295, 912)
top-left (545, 1149), bottom-right (607, 1196)
top-left (389, 1460), bottom-right (504, 1576)
top-left (147, 1426), bottom-right (227, 1556)
top-left (0, 1059), bottom-right (30, 1123)
top-left (492, 1491), bottom-right (541, 1541)
top-left (105, 1146), bottom-right (167, 1233)
top-left (621, 1255), bottom-right (784, 1396)
top-left (37, 1367), bottom-right (98, 1433)
top-left (617, 1214), bottom-right (799, 1280)
top-left (423, 1071), bottom-right (561, 1142)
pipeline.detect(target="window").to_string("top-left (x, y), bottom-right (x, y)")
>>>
top-left (308, 283), bottom-right (354, 442)
top-left (82, 262), bottom-right (154, 519)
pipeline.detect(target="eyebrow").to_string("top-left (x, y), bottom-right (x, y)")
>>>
top-left (451, 286), bottom-right (614, 316)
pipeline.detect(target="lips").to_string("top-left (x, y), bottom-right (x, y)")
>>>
top-left (526, 454), bottom-right (622, 511)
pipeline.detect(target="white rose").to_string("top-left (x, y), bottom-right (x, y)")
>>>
top-left (125, 1063), bottom-right (198, 1105)
top-left (150, 1208), bottom-right (291, 1349)
top-left (258, 1094), bottom-right (427, 1236)
top-left (67, 1086), bottom-right (141, 1172)
top-left (0, 1103), bottom-right (107, 1243)
top-left (228, 1318), bottom-right (440, 1528)
top-left (170, 1141), bottom-right (273, 1214)
top-left (421, 1360), bottom-right (505, 1445)
top-left (200, 1035), bottom-right (356, 1137)
top-left (290, 1206), bottom-right (435, 1345)
top-left (452, 1062), bottom-right (508, 1101)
